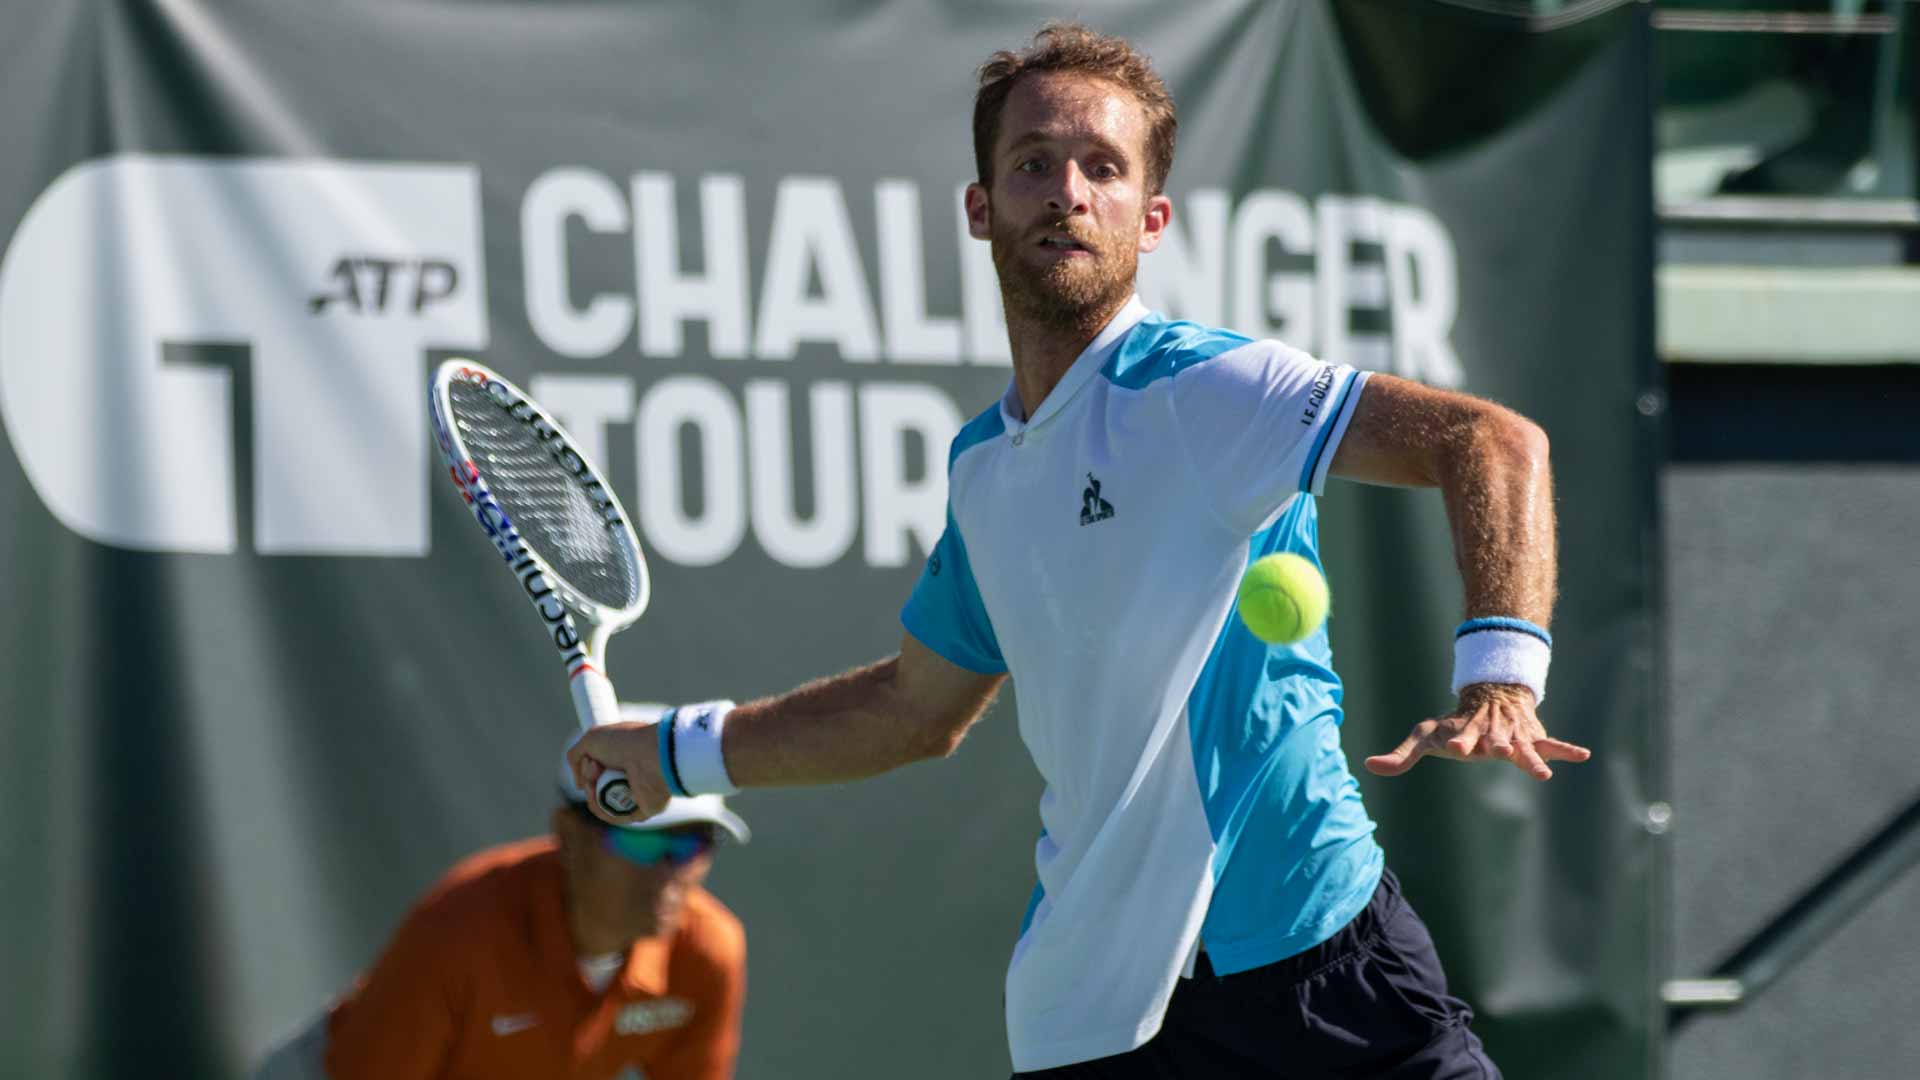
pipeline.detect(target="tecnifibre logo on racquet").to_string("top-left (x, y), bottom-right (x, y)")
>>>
top-left (429, 372), bottom-right (593, 675)
top-left (448, 455), bottom-right (592, 674)
top-left (474, 373), bottom-right (626, 531)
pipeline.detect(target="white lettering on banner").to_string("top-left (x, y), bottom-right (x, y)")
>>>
top-left (745, 380), bottom-right (858, 569)
top-left (876, 180), bottom-right (963, 364)
top-left (1317, 195), bottom-right (1392, 373)
top-left (0, 154), bottom-right (488, 554)
top-left (858, 383), bottom-right (960, 568)
top-left (1225, 189), bottom-right (1316, 347)
top-left (636, 375), bottom-right (748, 567)
top-left (634, 172), bottom-right (752, 360)
top-left (1140, 188), bottom-right (1462, 387)
top-left (521, 168), bottom-right (1010, 368)
top-left (1382, 204), bottom-right (1463, 388)
top-left (514, 168), bottom-right (1460, 382)
top-left (1137, 188), bottom-right (1229, 328)
top-left (523, 168), bottom-right (632, 359)
top-left (0, 155), bottom-right (1463, 562)
top-left (536, 375), bottom-right (945, 571)
top-left (754, 176), bottom-right (883, 362)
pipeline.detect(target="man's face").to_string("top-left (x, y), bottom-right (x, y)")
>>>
top-left (967, 71), bottom-right (1171, 326)
top-left (559, 811), bottom-right (714, 940)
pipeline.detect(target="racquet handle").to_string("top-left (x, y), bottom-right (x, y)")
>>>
top-left (570, 663), bottom-right (637, 816)
top-left (596, 771), bottom-right (637, 816)
top-left (570, 664), bottom-right (622, 727)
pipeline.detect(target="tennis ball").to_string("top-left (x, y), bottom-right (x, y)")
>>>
top-left (1236, 553), bottom-right (1329, 644)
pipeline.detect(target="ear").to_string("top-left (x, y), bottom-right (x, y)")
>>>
top-left (1137, 193), bottom-right (1173, 254)
top-left (964, 183), bottom-right (992, 241)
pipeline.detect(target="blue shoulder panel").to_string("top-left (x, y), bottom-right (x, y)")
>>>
top-left (948, 400), bottom-right (1007, 468)
top-left (1102, 314), bottom-right (1253, 391)
top-left (900, 509), bottom-right (1006, 674)
top-left (900, 406), bottom-right (1009, 675)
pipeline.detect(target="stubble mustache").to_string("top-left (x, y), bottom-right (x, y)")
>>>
top-left (1031, 220), bottom-right (1099, 252)
top-left (993, 219), bottom-right (1136, 330)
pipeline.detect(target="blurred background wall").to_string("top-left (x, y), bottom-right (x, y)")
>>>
top-left (1655, 1), bottom-right (1920, 1077)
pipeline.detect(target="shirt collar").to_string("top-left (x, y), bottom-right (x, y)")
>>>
top-left (619, 932), bottom-right (674, 997)
top-left (999, 295), bottom-right (1150, 434)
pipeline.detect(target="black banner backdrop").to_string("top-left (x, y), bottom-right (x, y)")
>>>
top-left (0, 2), bottom-right (1659, 1077)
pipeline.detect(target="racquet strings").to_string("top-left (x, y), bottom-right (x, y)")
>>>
top-left (445, 379), bottom-right (642, 612)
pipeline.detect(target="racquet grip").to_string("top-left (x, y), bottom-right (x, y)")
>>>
top-left (595, 771), bottom-right (637, 816)
top-left (569, 665), bottom-right (622, 728)
top-left (571, 665), bottom-right (635, 816)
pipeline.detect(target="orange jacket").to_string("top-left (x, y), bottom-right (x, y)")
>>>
top-left (326, 837), bottom-right (744, 1080)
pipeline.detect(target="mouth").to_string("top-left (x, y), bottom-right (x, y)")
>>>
top-left (1035, 233), bottom-right (1094, 257)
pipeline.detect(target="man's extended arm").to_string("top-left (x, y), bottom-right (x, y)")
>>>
top-left (725, 635), bottom-right (1006, 785)
top-left (569, 635), bottom-right (1006, 821)
top-left (1326, 373), bottom-right (1589, 780)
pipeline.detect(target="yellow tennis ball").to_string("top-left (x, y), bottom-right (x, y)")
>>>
top-left (1236, 553), bottom-right (1329, 644)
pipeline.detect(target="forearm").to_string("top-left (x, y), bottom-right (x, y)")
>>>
top-left (1435, 413), bottom-right (1556, 625)
top-left (722, 656), bottom-right (998, 787)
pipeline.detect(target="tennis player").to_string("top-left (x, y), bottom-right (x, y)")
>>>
top-left (571, 22), bottom-right (1588, 1078)
top-left (256, 719), bottom-right (748, 1080)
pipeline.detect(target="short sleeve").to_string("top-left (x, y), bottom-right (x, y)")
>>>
top-left (1167, 342), bottom-right (1369, 534)
top-left (899, 509), bottom-right (1006, 675)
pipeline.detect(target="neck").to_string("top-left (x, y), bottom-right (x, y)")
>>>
top-left (1002, 290), bottom-right (1132, 420)
top-left (567, 896), bottom-right (634, 957)
top-left (562, 874), bottom-right (659, 956)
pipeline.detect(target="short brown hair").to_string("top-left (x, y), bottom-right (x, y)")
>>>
top-left (972, 22), bottom-right (1178, 195)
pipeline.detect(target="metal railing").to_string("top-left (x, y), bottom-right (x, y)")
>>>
top-left (1653, 10), bottom-right (1901, 35)
top-left (1665, 789), bottom-right (1920, 1029)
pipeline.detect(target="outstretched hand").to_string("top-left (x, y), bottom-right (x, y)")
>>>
top-left (567, 721), bottom-right (672, 824)
top-left (1363, 683), bottom-right (1591, 781)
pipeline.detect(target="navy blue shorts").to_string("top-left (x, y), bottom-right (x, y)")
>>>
top-left (1013, 869), bottom-right (1500, 1079)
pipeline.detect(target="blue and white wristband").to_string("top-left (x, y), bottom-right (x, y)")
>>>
top-left (1452, 617), bottom-right (1552, 704)
top-left (657, 699), bottom-right (739, 797)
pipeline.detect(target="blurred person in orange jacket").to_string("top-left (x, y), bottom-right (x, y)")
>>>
top-left (254, 715), bottom-right (748, 1080)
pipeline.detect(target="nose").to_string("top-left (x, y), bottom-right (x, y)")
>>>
top-left (1045, 160), bottom-right (1091, 216)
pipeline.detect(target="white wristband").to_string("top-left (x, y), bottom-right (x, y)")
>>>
top-left (665, 700), bottom-right (738, 796)
top-left (1451, 621), bottom-right (1551, 705)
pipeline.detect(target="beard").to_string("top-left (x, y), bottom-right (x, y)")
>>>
top-left (989, 213), bottom-right (1139, 335)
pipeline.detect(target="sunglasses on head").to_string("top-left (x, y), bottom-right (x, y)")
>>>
top-left (599, 823), bottom-right (715, 868)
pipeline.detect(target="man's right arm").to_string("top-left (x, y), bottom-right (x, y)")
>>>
top-left (724, 633), bottom-right (1007, 785)
top-left (568, 633), bottom-right (1006, 822)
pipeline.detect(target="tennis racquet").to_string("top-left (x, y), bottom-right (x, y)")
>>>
top-left (429, 359), bottom-right (651, 816)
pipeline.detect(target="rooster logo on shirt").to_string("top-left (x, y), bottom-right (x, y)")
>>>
top-left (1080, 473), bottom-right (1115, 526)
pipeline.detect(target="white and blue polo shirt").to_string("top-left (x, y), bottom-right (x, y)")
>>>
top-left (901, 297), bottom-right (1385, 1071)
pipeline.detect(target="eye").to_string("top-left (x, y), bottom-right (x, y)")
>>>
top-left (1089, 162), bottom-right (1121, 180)
top-left (1016, 158), bottom-right (1045, 174)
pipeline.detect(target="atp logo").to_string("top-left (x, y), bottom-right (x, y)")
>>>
top-left (0, 154), bottom-right (488, 555)
top-left (309, 256), bottom-right (461, 316)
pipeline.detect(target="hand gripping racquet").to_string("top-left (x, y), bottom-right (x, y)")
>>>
top-left (429, 359), bottom-right (651, 816)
